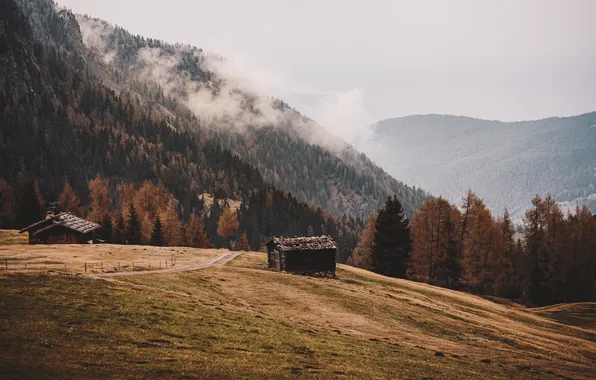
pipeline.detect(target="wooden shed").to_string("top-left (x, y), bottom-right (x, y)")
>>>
top-left (19, 212), bottom-right (102, 244)
top-left (264, 236), bottom-right (337, 276)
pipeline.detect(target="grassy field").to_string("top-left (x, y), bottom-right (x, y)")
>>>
top-left (0, 230), bottom-right (28, 245)
top-left (0, 237), bottom-right (227, 274)
top-left (0, 242), bottom-right (594, 379)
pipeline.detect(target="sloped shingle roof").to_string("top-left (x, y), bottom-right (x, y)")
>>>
top-left (20, 213), bottom-right (101, 235)
top-left (266, 236), bottom-right (337, 252)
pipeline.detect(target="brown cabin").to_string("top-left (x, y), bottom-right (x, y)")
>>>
top-left (265, 236), bottom-right (337, 276)
top-left (19, 212), bottom-right (102, 244)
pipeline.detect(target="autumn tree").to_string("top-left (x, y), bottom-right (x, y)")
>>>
top-left (372, 196), bottom-right (412, 278)
top-left (459, 192), bottom-right (494, 294)
top-left (58, 183), bottom-right (83, 216)
top-left (186, 213), bottom-right (211, 248)
top-left (134, 181), bottom-right (171, 242)
top-left (349, 212), bottom-right (376, 270)
top-left (160, 203), bottom-right (183, 246)
top-left (408, 197), bottom-right (461, 289)
top-left (217, 207), bottom-right (239, 248)
top-left (88, 174), bottom-right (111, 223)
top-left (235, 232), bottom-right (250, 251)
top-left (0, 178), bottom-right (15, 228)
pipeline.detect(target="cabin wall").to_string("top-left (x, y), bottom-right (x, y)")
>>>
top-left (32, 226), bottom-right (81, 245)
top-left (283, 249), bottom-right (336, 273)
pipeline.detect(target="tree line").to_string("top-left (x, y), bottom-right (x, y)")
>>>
top-left (349, 190), bottom-right (596, 306)
top-left (0, 175), bottom-right (361, 255)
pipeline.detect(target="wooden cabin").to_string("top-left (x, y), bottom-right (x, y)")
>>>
top-left (265, 236), bottom-right (337, 276)
top-left (19, 212), bottom-right (102, 244)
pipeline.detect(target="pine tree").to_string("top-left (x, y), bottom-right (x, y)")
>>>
top-left (14, 180), bottom-right (42, 229)
top-left (372, 196), bottom-right (412, 278)
top-left (0, 178), bottom-right (15, 228)
top-left (112, 214), bottom-right (126, 244)
top-left (126, 203), bottom-right (142, 245)
top-left (150, 215), bottom-right (165, 246)
top-left (101, 214), bottom-right (113, 243)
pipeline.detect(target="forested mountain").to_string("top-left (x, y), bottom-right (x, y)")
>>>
top-left (68, 12), bottom-right (430, 219)
top-left (360, 114), bottom-right (596, 220)
top-left (0, 0), bottom-right (364, 258)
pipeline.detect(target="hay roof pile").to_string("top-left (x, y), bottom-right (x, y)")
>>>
top-left (266, 236), bottom-right (337, 251)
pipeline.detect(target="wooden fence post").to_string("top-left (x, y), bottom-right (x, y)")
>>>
top-left (132, 262), bottom-right (135, 270)
top-left (5, 259), bottom-right (7, 270)
top-left (85, 262), bottom-right (87, 272)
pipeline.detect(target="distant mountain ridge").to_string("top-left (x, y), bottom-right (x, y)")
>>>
top-left (359, 112), bottom-right (596, 219)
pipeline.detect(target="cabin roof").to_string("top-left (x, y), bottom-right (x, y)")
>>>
top-left (19, 212), bottom-right (101, 235)
top-left (265, 236), bottom-right (337, 252)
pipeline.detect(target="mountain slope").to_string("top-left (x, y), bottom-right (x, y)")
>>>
top-left (1, 0), bottom-right (362, 255)
top-left (1, 247), bottom-right (595, 379)
top-left (360, 113), bottom-right (596, 218)
top-left (71, 13), bottom-right (430, 218)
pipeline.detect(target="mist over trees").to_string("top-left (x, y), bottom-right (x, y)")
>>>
top-left (0, 0), bottom-right (362, 257)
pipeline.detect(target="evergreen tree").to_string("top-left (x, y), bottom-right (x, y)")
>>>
top-left (372, 196), bottom-right (412, 278)
top-left (126, 203), bottom-right (142, 245)
top-left (112, 214), bottom-right (125, 244)
top-left (14, 180), bottom-right (42, 229)
top-left (0, 178), bottom-right (16, 228)
top-left (529, 247), bottom-right (550, 305)
top-left (101, 214), bottom-right (113, 243)
top-left (150, 215), bottom-right (165, 246)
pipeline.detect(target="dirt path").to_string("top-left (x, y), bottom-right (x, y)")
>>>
top-left (89, 251), bottom-right (242, 278)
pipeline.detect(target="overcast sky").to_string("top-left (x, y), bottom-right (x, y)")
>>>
top-left (58, 0), bottom-right (596, 138)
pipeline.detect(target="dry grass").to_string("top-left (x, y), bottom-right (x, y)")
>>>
top-left (0, 246), bottom-right (594, 379)
top-left (0, 230), bottom-right (28, 245)
top-left (531, 303), bottom-right (596, 330)
top-left (0, 231), bottom-right (226, 274)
